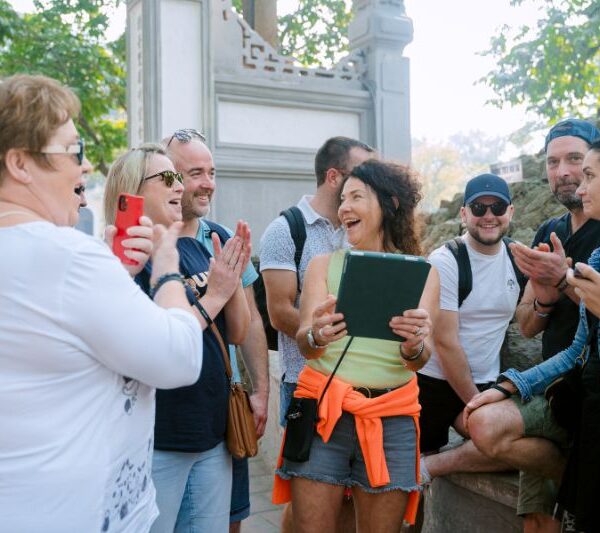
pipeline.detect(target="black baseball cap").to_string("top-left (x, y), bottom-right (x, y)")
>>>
top-left (464, 173), bottom-right (511, 205)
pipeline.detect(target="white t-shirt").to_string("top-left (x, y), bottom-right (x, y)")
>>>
top-left (0, 222), bottom-right (203, 532)
top-left (419, 236), bottom-right (520, 384)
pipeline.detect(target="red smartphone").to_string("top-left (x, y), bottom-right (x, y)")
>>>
top-left (113, 193), bottom-right (144, 265)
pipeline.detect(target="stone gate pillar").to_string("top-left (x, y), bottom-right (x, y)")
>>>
top-left (126, 0), bottom-right (212, 147)
top-left (349, 0), bottom-right (413, 162)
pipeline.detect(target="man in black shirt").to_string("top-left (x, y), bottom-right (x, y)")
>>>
top-left (466, 119), bottom-right (600, 533)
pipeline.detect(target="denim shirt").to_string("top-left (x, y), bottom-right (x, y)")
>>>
top-left (502, 302), bottom-right (590, 401)
top-left (502, 246), bottom-right (600, 401)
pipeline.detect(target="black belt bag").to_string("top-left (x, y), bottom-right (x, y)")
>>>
top-left (282, 337), bottom-right (354, 463)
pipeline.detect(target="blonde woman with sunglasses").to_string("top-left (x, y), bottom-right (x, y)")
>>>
top-left (104, 144), bottom-right (251, 532)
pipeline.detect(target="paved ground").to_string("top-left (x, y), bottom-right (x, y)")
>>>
top-left (244, 454), bottom-right (283, 532)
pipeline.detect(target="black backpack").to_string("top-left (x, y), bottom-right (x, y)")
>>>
top-left (204, 219), bottom-right (231, 247)
top-left (206, 211), bottom-right (306, 351)
top-left (444, 236), bottom-right (527, 307)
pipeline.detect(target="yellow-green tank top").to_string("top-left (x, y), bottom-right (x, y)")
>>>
top-left (306, 249), bottom-right (414, 388)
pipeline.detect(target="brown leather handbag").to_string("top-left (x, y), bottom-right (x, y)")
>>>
top-left (209, 323), bottom-right (258, 460)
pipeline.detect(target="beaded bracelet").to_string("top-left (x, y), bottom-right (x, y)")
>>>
top-left (400, 340), bottom-right (425, 361)
top-left (150, 272), bottom-right (185, 299)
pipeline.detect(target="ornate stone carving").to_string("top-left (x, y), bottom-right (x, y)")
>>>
top-left (219, 0), bottom-right (365, 82)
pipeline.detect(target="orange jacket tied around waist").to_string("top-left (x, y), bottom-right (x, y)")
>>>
top-left (272, 365), bottom-right (422, 525)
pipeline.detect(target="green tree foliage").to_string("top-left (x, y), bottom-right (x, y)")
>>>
top-left (0, 0), bottom-right (126, 175)
top-left (232, 0), bottom-right (351, 67)
top-left (481, 0), bottom-right (600, 123)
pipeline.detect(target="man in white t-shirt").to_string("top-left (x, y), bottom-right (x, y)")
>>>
top-left (418, 173), bottom-right (521, 482)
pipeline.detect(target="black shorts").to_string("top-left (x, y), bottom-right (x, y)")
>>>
top-left (417, 373), bottom-right (492, 453)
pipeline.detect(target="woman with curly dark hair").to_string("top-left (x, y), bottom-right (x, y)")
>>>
top-left (272, 159), bottom-right (439, 532)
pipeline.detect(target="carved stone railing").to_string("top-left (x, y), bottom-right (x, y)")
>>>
top-left (219, 0), bottom-right (366, 83)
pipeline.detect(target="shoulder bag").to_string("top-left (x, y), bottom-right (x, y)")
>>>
top-left (282, 337), bottom-right (354, 463)
top-left (209, 321), bottom-right (259, 460)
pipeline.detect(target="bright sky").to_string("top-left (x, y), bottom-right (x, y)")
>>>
top-left (10, 0), bottom-right (543, 151)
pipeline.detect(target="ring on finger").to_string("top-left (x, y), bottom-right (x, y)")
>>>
top-left (318, 327), bottom-right (326, 338)
top-left (414, 327), bottom-right (422, 336)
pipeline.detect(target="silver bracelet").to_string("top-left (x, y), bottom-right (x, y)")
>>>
top-left (307, 328), bottom-right (327, 350)
top-left (400, 340), bottom-right (425, 361)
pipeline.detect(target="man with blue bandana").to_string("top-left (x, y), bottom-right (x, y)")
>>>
top-left (465, 119), bottom-right (600, 533)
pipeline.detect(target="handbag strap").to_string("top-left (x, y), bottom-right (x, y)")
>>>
top-left (191, 298), bottom-right (234, 381)
top-left (210, 322), bottom-right (234, 381)
top-left (193, 298), bottom-right (233, 383)
top-left (317, 336), bottom-right (354, 408)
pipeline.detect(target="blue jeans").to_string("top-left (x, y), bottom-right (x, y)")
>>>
top-left (150, 442), bottom-right (232, 532)
top-left (230, 457), bottom-right (250, 523)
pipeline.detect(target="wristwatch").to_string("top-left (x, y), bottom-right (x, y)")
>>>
top-left (307, 328), bottom-right (327, 350)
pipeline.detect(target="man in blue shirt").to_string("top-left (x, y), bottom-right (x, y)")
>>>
top-left (164, 129), bottom-right (269, 533)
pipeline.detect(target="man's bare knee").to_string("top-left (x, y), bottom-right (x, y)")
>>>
top-left (469, 400), bottom-right (524, 460)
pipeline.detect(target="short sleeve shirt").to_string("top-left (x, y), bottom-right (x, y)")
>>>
top-left (259, 195), bottom-right (346, 383)
top-left (196, 219), bottom-right (258, 382)
top-left (420, 237), bottom-right (520, 384)
top-left (532, 214), bottom-right (600, 360)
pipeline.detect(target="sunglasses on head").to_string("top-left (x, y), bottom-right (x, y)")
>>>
top-left (468, 201), bottom-right (509, 217)
top-left (143, 170), bottom-right (184, 187)
top-left (166, 128), bottom-right (206, 148)
top-left (39, 139), bottom-right (85, 165)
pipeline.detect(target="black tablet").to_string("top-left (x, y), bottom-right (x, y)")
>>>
top-left (335, 250), bottom-right (431, 341)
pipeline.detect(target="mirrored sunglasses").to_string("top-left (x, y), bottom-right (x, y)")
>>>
top-left (468, 201), bottom-right (509, 217)
top-left (143, 170), bottom-right (184, 187)
top-left (166, 128), bottom-right (206, 147)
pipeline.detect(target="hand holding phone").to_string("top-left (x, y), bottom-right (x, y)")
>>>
top-left (113, 193), bottom-right (145, 265)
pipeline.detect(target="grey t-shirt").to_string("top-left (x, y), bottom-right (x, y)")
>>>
top-left (259, 195), bottom-right (346, 383)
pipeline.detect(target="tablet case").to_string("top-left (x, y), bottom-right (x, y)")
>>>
top-left (335, 250), bottom-right (431, 341)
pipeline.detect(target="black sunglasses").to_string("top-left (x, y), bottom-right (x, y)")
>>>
top-left (166, 128), bottom-right (206, 148)
top-left (39, 139), bottom-right (85, 165)
top-left (143, 170), bottom-right (184, 187)
top-left (468, 201), bottom-right (509, 217)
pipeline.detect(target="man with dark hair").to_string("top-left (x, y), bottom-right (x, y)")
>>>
top-left (313, 136), bottom-right (374, 187)
top-left (259, 136), bottom-right (374, 532)
top-left (465, 118), bottom-right (600, 533)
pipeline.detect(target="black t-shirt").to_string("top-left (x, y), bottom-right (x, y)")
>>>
top-left (532, 213), bottom-right (600, 360)
top-left (136, 237), bottom-right (229, 453)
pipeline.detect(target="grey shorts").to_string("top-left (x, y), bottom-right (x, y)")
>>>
top-left (512, 395), bottom-right (570, 516)
top-left (277, 411), bottom-right (419, 493)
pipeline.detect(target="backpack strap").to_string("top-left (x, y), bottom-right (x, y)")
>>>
top-left (502, 237), bottom-right (527, 301)
top-left (204, 219), bottom-right (230, 246)
top-left (280, 206), bottom-right (307, 290)
top-left (444, 237), bottom-right (472, 308)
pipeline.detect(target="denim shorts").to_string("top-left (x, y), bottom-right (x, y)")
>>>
top-left (278, 411), bottom-right (419, 493)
